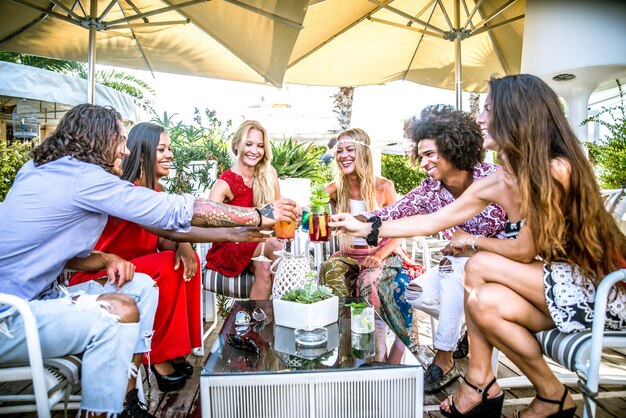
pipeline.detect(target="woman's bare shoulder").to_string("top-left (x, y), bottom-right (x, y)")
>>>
top-left (550, 157), bottom-right (571, 188)
top-left (375, 176), bottom-right (393, 189)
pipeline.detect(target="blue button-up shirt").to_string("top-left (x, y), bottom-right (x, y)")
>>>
top-left (0, 157), bottom-right (194, 301)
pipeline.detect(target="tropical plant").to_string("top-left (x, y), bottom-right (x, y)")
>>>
top-left (153, 108), bottom-right (233, 194)
top-left (381, 153), bottom-right (428, 195)
top-left (0, 52), bottom-right (156, 113)
top-left (584, 79), bottom-right (626, 189)
top-left (0, 140), bottom-right (32, 201)
top-left (270, 138), bottom-right (326, 181)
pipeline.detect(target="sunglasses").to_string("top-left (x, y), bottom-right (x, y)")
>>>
top-left (235, 308), bottom-right (267, 325)
top-left (234, 308), bottom-right (267, 336)
top-left (227, 334), bottom-right (260, 355)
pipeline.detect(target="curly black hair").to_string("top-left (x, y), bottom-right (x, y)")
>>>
top-left (31, 104), bottom-right (123, 172)
top-left (404, 104), bottom-right (484, 171)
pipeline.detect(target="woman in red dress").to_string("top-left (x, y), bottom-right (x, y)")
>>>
top-left (70, 122), bottom-right (266, 392)
top-left (205, 120), bottom-right (282, 300)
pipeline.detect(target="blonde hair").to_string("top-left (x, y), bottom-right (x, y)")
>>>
top-left (231, 120), bottom-right (277, 206)
top-left (334, 128), bottom-right (378, 213)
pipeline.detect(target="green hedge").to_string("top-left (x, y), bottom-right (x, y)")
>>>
top-left (1, 140), bottom-right (31, 201)
top-left (584, 80), bottom-right (626, 189)
top-left (381, 154), bottom-right (427, 195)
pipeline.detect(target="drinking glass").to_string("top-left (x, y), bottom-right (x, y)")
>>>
top-left (308, 204), bottom-right (330, 242)
top-left (250, 230), bottom-right (274, 263)
top-left (274, 218), bottom-right (296, 256)
top-left (350, 305), bottom-right (375, 334)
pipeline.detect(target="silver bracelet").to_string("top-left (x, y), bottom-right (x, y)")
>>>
top-left (471, 235), bottom-right (483, 252)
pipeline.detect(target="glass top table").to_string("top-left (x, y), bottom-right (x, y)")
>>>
top-left (200, 297), bottom-right (423, 418)
top-left (201, 297), bottom-right (420, 376)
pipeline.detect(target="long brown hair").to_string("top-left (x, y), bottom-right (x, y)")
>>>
top-left (488, 74), bottom-right (626, 278)
top-left (32, 104), bottom-right (123, 172)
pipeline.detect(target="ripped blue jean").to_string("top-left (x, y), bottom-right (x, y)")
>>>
top-left (68, 273), bottom-right (159, 354)
top-left (0, 273), bottom-right (158, 414)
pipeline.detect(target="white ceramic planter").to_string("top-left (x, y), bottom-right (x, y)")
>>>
top-left (272, 295), bottom-right (338, 330)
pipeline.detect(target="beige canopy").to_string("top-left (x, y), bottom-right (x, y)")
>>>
top-left (0, 0), bottom-right (309, 98)
top-left (285, 0), bottom-right (525, 106)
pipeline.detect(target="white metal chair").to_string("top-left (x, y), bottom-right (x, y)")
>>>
top-left (410, 234), bottom-right (448, 270)
top-left (495, 268), bottom-right (626, 418)
top-left (0, 293), bottom-right (81, 418)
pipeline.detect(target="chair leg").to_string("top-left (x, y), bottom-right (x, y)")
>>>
top-left (201, 291), bottom-right (218, 345)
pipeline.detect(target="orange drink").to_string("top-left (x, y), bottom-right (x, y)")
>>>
top-left (275, 219), bottom-right (296, 240)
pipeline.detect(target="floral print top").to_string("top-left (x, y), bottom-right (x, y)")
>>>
top-left (362, 162), bottom-right (508, 239)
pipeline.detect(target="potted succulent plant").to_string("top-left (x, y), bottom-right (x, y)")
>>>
top-left (272, 279), bottom-right (339, 329)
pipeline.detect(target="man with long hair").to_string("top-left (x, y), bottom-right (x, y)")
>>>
top-left (0, 104), bottom-right (295, 417)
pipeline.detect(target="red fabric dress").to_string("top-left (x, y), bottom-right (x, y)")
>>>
top-left (204, 169), bottom-right (259, 276)
top-left (70, 190), bottom-right (201, 365)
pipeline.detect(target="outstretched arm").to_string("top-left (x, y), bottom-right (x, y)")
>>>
top-left (142, 225), bottom-right (267, 243)
top-left (191, 198), bottom-right (296, 228)
top-left (331, 174), bottom-right (498, 239)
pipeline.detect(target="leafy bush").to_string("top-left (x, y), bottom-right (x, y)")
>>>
top-left (0, 140), bottom-right (31, 201)
top-left (584, 80), bottom-right (626, 189)
top-left (381, 154), bottom-right (428, 195)
top-left (153, 108), bottom-right (233, 194)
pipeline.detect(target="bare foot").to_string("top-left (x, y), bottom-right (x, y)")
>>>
top-left (439, 374), bottom-right (501, 414)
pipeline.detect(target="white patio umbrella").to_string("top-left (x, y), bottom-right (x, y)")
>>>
top-left (0, 0), bottom-right (309, 102)
top-left (285, 0), bottom-right (525, 109)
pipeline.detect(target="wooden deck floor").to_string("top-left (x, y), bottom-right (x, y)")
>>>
top-left (5, 313), bottom-right (626, 418)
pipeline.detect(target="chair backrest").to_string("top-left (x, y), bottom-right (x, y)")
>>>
top-left (602, 188), bottom-right (625, 214)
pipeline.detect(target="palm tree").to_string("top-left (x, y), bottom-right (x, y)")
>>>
top-left (0, 51), bottom-right (155, 113)
top-left (332, 86), bottom-right (355, 132)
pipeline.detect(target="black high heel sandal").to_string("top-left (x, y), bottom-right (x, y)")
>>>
top-left (172, 359), bottom-right (194, 377)
top-left (441, 375), bottom-right (504, 418)
top-left (513, 387), bottom-right (576, 418)
top-left (149, 364), bottom-right (187, 392)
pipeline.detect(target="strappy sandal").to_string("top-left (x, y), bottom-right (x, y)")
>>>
top-left (513, 387), bottom-right (576, 418)
top-left (441, 375), bottom-right (504, 418)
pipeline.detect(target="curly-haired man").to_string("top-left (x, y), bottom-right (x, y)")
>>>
top-left (361, 105), bottom-right (508, 393)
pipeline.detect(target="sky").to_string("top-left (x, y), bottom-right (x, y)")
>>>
top-left (126, 68), bottom-right (461, 149)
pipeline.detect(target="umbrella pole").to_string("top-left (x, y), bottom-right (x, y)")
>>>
top-left (87, 0), bottom-right (97, 104)
top-left (454, 0), bottom-right (462, 110)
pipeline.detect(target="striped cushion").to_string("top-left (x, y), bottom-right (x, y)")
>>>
top-left (203, 269), bottom-right (255, 299)
top-left (535, 328), bottom-right (626, 372)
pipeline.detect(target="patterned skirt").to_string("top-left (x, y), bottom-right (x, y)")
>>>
top-left (543, 262), bottom-right (626, 333)
top-left (319, 242), bottom-right (424, 345)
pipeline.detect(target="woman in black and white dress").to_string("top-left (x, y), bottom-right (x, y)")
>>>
top-left (330, 74), bottom-right (626, 418)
